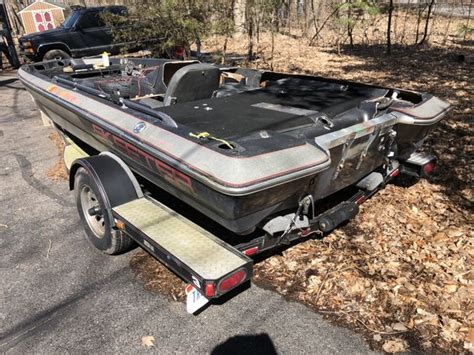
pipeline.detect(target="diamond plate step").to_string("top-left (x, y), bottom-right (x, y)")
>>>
top-left (113, 198), bottom-right (249, 280)
top-left (405, 152), bottom-right (435, 166)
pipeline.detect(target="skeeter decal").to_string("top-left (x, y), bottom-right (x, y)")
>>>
top-left (47, 85), bottom-right (80, 105)
top-left (92, 124), bottom-right (195, 194)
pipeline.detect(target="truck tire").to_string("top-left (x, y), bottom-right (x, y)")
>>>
top-left (74, 167), bottom-right (135, 255)
top-left (43, 49), bottom-right (70, 61)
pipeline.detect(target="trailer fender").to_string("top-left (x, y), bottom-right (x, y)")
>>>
top-left (69, 153), bottom-right (143, 209)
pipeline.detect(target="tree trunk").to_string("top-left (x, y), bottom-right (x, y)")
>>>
top-left (418, 0), bottom-right (435, 46)
top-left (442, 4), bottom-right (455, 45)
top-left (309, 3), bottom-right (344, 46)
top-left (464, 0), bottom-right (472, 40)
top-left (271, 10), bottom-right (276, 71)
top-left (221, 37), bottom-right (228, 65)
top-left (302, 0), bottom-right (308, 36)
top-left (400, 0), bottom-right (411, 45)
top-left (245, 1), bottom-right (254, 61)
top-left (221, 0), bottom-right (235, 64)
top-left (5, 0), bottom-right (27, 36)
top-left (393, 3), bottom-right (399, 42)
top-left (233, 0), bottom-right (246, 36)
top-left (415, 2), bottom-right (427, 45)
top-left (347, 0), bottom-right (354, 47)
top-left (387, 0), bottom-right (394, 54)
top-left (287, 0), bottom-right (293, 36)
top-left (310, 0), bottom-right (318, 39)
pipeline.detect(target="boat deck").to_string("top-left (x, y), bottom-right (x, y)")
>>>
top-left (158, 79), bottom-right (388, 139)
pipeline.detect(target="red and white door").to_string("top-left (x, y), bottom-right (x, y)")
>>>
top-left (33, 11), bottom-right (55, 32)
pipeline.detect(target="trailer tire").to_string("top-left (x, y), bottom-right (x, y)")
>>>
top-left (74, 167), bottom-right (135, 255)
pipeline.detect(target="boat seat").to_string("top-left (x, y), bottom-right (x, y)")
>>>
top-left (214, 82), bottom-right (254, 98)
top-left (163, 63), bottom-right (221, 106)
top-left (129, 60), bottom-right (200, 99)
top-left (235, 68), bottom-right (263, 88)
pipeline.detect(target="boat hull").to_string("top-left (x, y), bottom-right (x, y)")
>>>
top-left (19, 63), bottom-right (450, 234)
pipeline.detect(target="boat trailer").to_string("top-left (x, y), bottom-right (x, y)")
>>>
top-left (64, 139), bottom-right (435, 314)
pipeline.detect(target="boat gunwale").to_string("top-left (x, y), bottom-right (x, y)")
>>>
top-left (19, 64), bottom-right (450, 196)
top-left (19, 67), bottom-right (334, 196)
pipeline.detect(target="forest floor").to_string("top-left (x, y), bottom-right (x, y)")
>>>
top-left (201, 30), bottom-right (473, 353)
top-left (45, 24), bottom-right (473, 353)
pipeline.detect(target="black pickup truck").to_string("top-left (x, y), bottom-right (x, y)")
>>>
top-left (19, 6), bottom-right (129, 62)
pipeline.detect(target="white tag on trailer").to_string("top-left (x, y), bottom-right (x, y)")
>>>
top-left (185, 284), bottom-right (209, 314)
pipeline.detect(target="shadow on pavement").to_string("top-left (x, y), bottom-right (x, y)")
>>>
top-left (0, 267), bottom-right (129, 352)
top-left (211, 333), bottom-right (277, 355)
top-left (0, 77), bottom-right (18, 87)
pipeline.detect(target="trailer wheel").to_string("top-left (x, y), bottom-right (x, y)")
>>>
top-left (74, 167), bottom-right (135, 255)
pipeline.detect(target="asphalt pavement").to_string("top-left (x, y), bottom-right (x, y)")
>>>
top-left (0, 72), bottom-right (375, 354)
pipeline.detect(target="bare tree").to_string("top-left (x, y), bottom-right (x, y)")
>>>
top-left (387, 0), bottom-right (394, 54)
top-left (309, 2), bottom-right (345, 46)
top-left (347, 0), bottom-right (354, 47)
top-left (245, 0), bottom-right (255, 61)
top-left (400, 0), bottom-right (412, 45)
top-left (442, 3), bottom-right (456, 45)
top-left (464, 0), bottom-right (472, 40)
top-left (415, 1), bottom-right (428, 44)
top-left (309, 0), bottom-right (319, 40)
top-left (219, 0), bottom-right (236, 64)
top-left (233, 0), bottom-right (247, 35)
top-left (418, 0), bottom-right (435, 45)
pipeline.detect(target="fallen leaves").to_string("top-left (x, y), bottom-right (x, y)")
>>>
top-left (141, 335), bottom-right (155, 348)
top-left (254, 181), bottom-right (473, 353)
top-left (233, 27), bottom-right (473, 353)
top-left (46, 131), bottom-right (68, 181)
top-left (130, 249), bottom-right (186, 302)
top-left (382, 339), bottom-right (408, 353)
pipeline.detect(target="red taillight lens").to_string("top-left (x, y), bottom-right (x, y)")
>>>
top-left (243, 246), bottom-right (258, 256)
top-left (355, 196), bottom-right (366, 205)
top-left (218, 269), bottom-right (247, 293)
top-left (390, 168), bottom-right (400, 177)
top-left (423, 161), bottom-right (435, 175)
top-left (205, 282), bottom-right (215, 298)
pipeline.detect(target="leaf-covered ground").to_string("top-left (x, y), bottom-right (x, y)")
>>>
top-left (202, 27), bottom-right (473, 353)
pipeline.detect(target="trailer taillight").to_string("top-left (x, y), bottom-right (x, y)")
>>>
top-left (423, 161), bottom-right (435, 176)
top-left (205, 282), bottom-right (215, 298)
top-left (218, 269), bottom-right (247, 293)
top-left (390, 168), bottom-right (400, 177)
top-left (243, 246), bottom-right (258, 256)
top-left (401, 153), bottom-right (436, 178)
